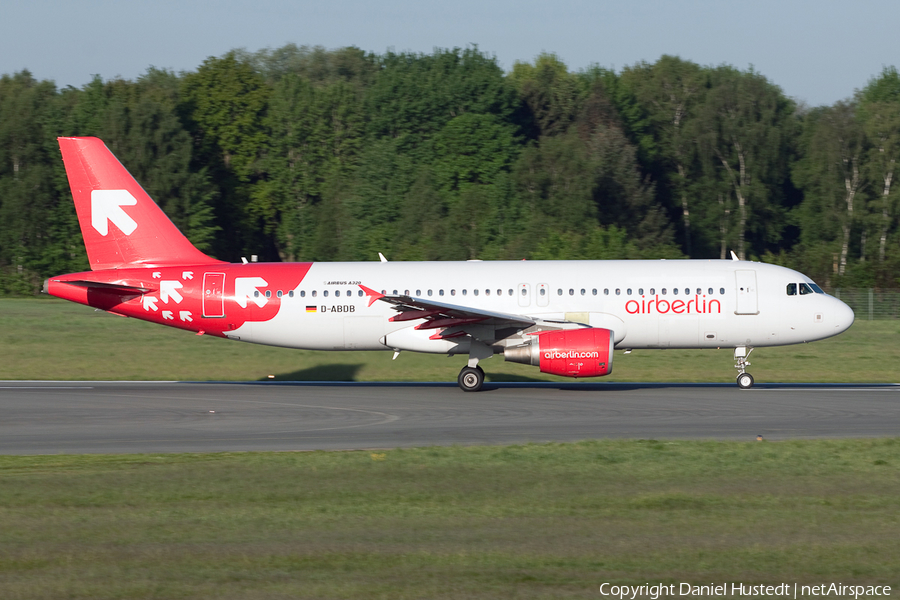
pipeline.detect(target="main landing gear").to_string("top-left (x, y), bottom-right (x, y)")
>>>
top-left (458, 365), bottom-right (485, 392)
top-left (458, 339), bottom-right (492, 392)
top-left (734, 346), bottom-right (754, 389)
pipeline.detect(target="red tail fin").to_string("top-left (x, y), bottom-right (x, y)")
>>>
top-left (58, 137), bottom-right (223, 270)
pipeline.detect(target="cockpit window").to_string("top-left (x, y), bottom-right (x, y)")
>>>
top-left (810, 283), bottom-right (825, 294)
top-left (786, 283), bottom-right (797, 296)
top-left (799, 283), bottom-right (814, 295)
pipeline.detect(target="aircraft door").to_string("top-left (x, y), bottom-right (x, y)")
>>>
top-left (536, 283), bottom-right (549, 307)
top-left (518, 283), bottom-right (531, 307)
top-left (735, 270), bottom-right (759, 315)
top-left (202, 272), bottom-right (225, 318)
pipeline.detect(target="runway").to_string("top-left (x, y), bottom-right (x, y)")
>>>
top-left (1, 381), bottom-right (898, 454)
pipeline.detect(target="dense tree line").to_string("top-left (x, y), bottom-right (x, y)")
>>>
top-left (1, 45), bottom-right (898, 294)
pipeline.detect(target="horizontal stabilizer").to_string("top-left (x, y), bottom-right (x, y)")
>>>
top-left (50, 279), bottom-right (153, 294)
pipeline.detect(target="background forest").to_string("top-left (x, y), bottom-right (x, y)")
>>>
top-left (1, 45), bottom-right (898, 295)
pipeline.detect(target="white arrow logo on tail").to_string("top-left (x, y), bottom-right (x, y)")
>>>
top-left (91, 190), bottom-right (137, 236)
top-left (179, 311), bottom-right (193, 322)
top-left (160, 281), bottom-right (183, 304)
top-left (142, 296), bottom-right (158, 312)
top-left (234, 277), bottom-right (269, 309)
top-left (162, 310), bottom-right (174, 320)
top-left (182, 271), bottom-right (194, 280)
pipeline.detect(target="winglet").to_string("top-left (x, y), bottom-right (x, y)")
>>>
top-left (359, 285), bottom-right (385, 307)
top-left (378, 252), bottom-right (388, 263)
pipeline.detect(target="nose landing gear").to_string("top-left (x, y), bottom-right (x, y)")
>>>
top-left (734, 346), bottom-right (754, 389)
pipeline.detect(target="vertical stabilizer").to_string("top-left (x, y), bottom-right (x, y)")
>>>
top-left (58, 137), bottom-right (222, 270)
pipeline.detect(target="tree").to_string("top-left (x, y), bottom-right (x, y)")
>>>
top-left (793, 102), bottom-right (867, 283)
top-left (619, 56), bottom-right (706, 255)
top-left (858, 67), bottom-right (900, 283)
top-left (256, 74), bottom-right (364, 260)
top-left (697, 67), bottom-right (795, 259)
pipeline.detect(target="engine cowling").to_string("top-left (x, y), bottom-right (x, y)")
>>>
top-left (504, 328), bottom-right (614, 378)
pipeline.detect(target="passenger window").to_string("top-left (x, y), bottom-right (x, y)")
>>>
top-left (462, 289), bottom-right (467, 296)
top-left (786, 283), bottom-right (797, 296)
top-left (265, 290), bottom-right (271, 298)
top-left (507, 289), bottom-right (512, 296)
top-left (312, 291), bottom-right (317, 297)
top-left (638, 288), bottom-right (644, 295)
top-left (581, 289), bottom-right (586, 295)
top-left (799, 283), bottom-right (813, 295)
top-left (324, 290), bottom-right (329, 297)
top-left (392, 290), bottom-right (397, 295)
top-left (719, 288), bottom-right (725, 295)
top-left (540, 288), bottom-right (546, 296)
top-left (684, 288), bottom-right (690, 295)
top-left (708, 288), bottom-right (713, 295)
top-left (254, 290), bottom-right (260, 298)
top-left (650, 288), bottom-right (655, 295)
top-left (335, 290), bottom-right (341, 297)
top-left (404, 290), bottom-right (409, 296)
top-left (696, 288), bottom-right (701, 295)
top-left (439, 290), bottom-right (444, 296)
top-left (558, 289), bottom-right (563, 296)
top-left (592, 289), bottom-right (597, 295)
top-left (521, 288), bottom-right (526, 296)
top-left (673, 288), bottom-right (678, 295)
top-left (416, 290), bottom-right (421, 296)
top-left (569, 289), bottom-right (574, 296)
top-left (358, 290), bottom-right (364, 297)
top-left (485, 289), bottom-right (490, 296)
top-left (428, 290), bottom-right (433, 296)
top-left (615, 289), bottom-right (621, 295)
top-left (604, 289), bottom-right (609, 295)
top-left (661, 288), bottom-right (667, 295)
top-left (626, 288), bottom-right (632, 295)
top-left (277, 290), bottom-right (283, 298)
top-left (450, 289), bottom-right (456, 296)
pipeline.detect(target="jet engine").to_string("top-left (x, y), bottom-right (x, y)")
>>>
top-left (504, 328), bottom-right (614, 377)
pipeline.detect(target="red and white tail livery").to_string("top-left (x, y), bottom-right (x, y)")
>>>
top-left (46, 137), bottom-right (855, 391)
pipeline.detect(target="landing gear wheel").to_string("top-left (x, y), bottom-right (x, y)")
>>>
top-left (736, 372), bottom-right (754, 390)
top-left (458, 366), bottom-right (485, 392)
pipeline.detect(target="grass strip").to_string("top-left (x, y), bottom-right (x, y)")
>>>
top-left (1, 298), bottom-right (898, 383)
top-left (0, 440), bottom-right (898, 598)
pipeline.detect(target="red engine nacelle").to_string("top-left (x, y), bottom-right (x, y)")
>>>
top-left (504, 328), bottom-right (614, 378)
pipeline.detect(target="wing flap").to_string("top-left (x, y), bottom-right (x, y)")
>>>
top-left (359, 285), bottom-right (535, 339)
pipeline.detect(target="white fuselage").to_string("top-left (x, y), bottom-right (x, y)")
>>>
top-left (229, 259), bottom-right (854, 354)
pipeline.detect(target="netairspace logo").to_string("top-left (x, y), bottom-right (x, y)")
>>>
top-left (543, 350), bottom-right (600, 360)
top-left (597, 582), bottom-right (892, 599)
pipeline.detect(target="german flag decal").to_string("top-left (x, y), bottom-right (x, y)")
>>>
top-left (306, 306), bottom-right (317, 313)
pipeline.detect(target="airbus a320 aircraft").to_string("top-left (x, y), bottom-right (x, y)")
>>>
top-left (46, 137), bottom-right (855, 391)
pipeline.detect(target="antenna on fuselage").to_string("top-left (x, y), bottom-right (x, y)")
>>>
top-left (730, 251), bottom-right (740, 261)
top-left (378, 253), bottom-right (388, 263)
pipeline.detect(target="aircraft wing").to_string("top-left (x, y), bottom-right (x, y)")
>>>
top-left (359, 285), bottom-right (535, 340)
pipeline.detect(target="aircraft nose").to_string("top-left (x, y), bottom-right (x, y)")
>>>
top-left (832, 296), bottom-right (855, 333)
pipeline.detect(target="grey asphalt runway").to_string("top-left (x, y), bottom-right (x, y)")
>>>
top-left (1, 381), bottom-right (898, 454)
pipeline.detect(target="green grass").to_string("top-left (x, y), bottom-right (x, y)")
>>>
top-left (1, 298), bottom-right (897, 382)
top-left (0, 440), bottom-right (898, 598)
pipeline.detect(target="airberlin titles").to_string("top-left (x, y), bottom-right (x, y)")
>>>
top-left (625, 294), bottom-right (722, 315)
